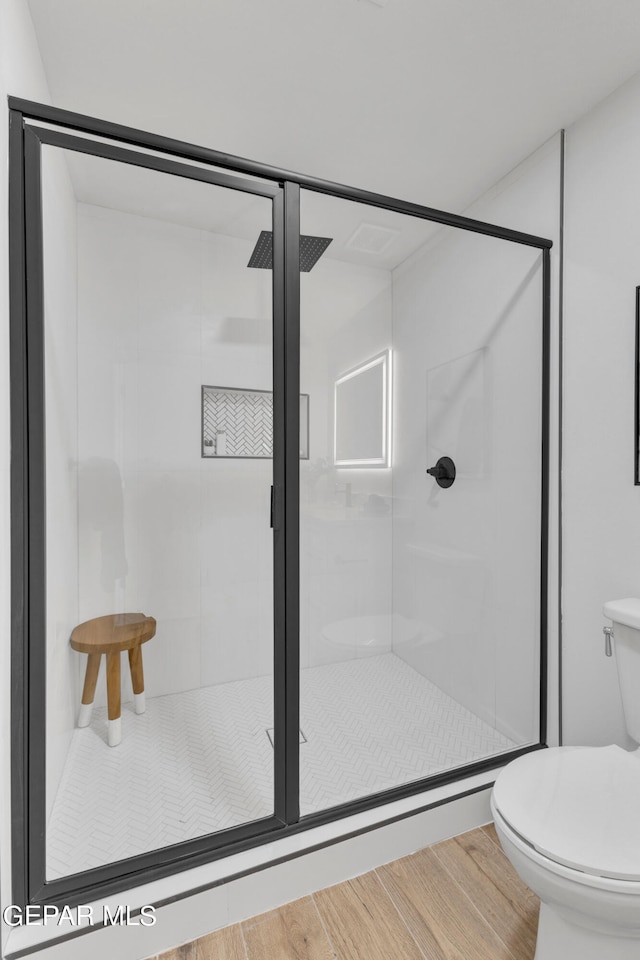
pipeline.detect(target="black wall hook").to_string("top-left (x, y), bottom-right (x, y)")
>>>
top-left (426, 456), bottom-right (456, 488)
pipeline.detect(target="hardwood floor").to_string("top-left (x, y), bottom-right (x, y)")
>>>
top-left (154, 824), bottom-right (540, 960)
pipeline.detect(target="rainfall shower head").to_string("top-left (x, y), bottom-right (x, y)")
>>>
top-left (247, 230), bottom-right (332, 272)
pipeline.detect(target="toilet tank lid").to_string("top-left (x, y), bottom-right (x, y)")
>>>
top-left (603, 598), bottom-right (640, 629)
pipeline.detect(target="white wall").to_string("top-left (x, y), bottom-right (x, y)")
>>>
top-left (562, 71), bottom-right (640, 747)
top-left (0, 0), bottom-right (56, 947)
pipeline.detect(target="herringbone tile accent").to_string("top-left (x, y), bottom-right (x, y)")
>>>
top-left (46, 678), bottom-right (275, 879)
top-left (202, 388), bottom-right (273, 457)
top-left (299, 655), bottom-right (514, 814)
top-left (46, 655), bottom-right (514, 878)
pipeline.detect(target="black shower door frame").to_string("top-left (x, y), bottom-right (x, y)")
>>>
top-left (9, 97), bottom-right (552, 910)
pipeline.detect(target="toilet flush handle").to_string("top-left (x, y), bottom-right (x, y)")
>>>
top-left (603, 626), bottom-right (613, 657)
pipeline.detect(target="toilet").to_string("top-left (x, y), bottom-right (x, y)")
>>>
top-left (491, 598), bottom-right (640, 959)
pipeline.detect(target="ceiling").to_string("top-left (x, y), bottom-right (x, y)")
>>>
top-left (26, 0), bottom-right (640, 225)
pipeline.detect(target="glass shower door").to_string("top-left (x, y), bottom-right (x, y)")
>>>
top-left (35, 132), bottom-right (283, 881)
top-left (298, 187), bottom-right (544, 815)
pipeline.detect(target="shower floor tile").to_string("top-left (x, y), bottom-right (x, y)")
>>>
top-left (46, 654), bottom-right (515, 879)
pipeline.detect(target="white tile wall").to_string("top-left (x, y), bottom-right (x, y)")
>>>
top-left (391, 226), bottom-right (544, 742)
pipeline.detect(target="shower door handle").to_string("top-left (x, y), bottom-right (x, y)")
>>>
top-left (270, 485), bottom-right (283, 530)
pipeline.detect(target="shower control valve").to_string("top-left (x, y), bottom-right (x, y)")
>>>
top-left (426, 456), bottom-right (456, 489)
top-left (603, 626), bottom-right (613, 657)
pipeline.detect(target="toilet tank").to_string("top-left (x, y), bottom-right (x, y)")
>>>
top-left (603, 598), bottom-right (640, 743)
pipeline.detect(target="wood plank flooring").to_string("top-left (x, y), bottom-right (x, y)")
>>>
top-left (154, 824), bottom-right (540, 960)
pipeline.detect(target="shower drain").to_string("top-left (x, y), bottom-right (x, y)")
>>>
top-left (266, 728), bottom-right (307, 748)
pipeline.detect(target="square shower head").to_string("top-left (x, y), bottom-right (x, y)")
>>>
top-left (247, 230), bottom-right (332, 272)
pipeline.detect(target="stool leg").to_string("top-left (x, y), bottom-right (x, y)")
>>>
top-left (78, 653), bottom-right (101, 727)
top-left (106, 650), bottom-right (121, 747)
top-left (128, 644), bottom-right (146, 715)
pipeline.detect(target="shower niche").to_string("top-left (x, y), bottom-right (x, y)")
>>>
top-left (9, 97), bottom-right (550, 908)
top-left (202, 386), bottom-right (309, 458)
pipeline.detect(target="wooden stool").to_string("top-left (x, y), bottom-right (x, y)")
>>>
top-left (70, 613), bottom-right (156, 747)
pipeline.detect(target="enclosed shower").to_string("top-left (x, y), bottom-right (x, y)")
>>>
top-left (9, 99), bottom-right (549, 906)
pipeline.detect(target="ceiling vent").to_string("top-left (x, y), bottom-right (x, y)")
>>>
top-left (247, 231), bottom-right (332, 272)
top-left (346, 222), bottom-right (399, 255)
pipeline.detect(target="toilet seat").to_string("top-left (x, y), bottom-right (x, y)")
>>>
top-left (492, 745), bottom-right (640, 881)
